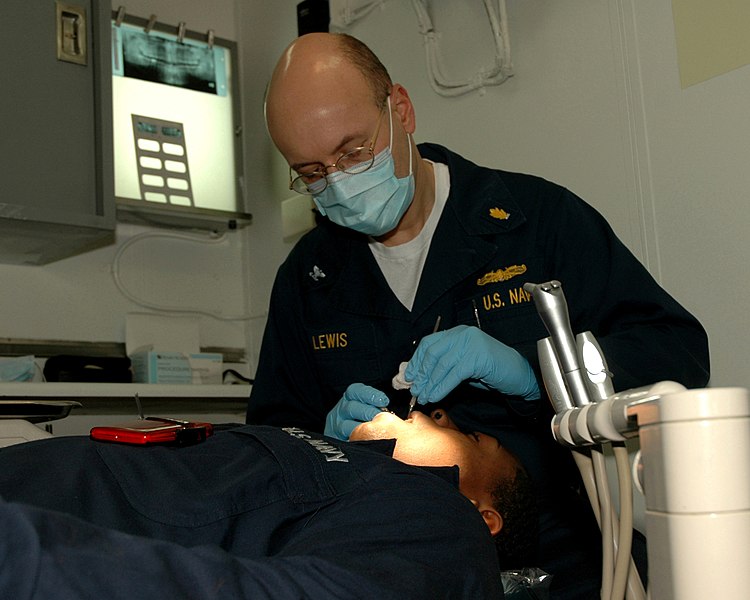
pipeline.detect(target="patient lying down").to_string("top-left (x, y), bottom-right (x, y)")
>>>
top-left (0, 409), bottom-right (536, 600)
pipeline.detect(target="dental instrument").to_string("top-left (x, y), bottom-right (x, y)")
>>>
top-left (407, 315), bottom-right (442, 417)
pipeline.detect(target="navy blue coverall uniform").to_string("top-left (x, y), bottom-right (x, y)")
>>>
top-left (0, 425), bottom-right (503, 599)
top-left (247, 143), bottom-right (710, 598)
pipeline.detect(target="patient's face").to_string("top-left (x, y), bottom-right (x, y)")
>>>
top-left (350, 410), bottom-right (518, 500)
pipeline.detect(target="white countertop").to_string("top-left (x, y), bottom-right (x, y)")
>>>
top-left (0, 382), bottom-right (250, 400)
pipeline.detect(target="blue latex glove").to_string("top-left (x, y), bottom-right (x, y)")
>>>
top-left (405, 325), bottom-right (541, 405)
top-left (324, 383), bottom-right (390, 441)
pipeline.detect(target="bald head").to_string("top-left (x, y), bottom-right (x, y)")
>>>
top-left (270, 34), bottom-right (390, 97)
top-left (265, 34), bottom-right (393, 163)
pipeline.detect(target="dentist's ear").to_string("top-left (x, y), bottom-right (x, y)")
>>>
top-left (469, 498), bottom-right (503, 536)
top-left (389, 83), bottom-right (416, 134)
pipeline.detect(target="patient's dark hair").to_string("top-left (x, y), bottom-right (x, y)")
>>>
top-left (490, 463), bottom-right (539, 568)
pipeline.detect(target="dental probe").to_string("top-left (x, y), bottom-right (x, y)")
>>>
top-left (407, 315), bottom-right (442, 417)
top-left (407, 395), bottom-right (417, 417)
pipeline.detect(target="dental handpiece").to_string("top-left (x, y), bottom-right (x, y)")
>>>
top-left (524, 281), bottom-right (592, 408)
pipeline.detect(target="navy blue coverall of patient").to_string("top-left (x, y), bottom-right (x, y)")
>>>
top-left (0, 425), bottom-right (503, 600)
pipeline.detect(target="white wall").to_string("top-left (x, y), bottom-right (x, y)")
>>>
top-left (630, 1), bottom-right (750, 388)
top-left (233, 2), bottom-right (303, 371)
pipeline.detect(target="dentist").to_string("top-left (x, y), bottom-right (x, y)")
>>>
top-left (251, 32), bottom-right (709, 599)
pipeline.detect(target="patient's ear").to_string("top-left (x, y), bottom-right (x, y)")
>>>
top-left (469, 499), bottom-right (503, 536)
top-left (480, 508), bottom-right (503, 536)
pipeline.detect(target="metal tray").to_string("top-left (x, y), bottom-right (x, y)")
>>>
top-left (0, 400), bottom-right (82, 423)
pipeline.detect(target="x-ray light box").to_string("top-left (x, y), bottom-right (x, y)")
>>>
top-left (111, 14), bottom-right (251, 231)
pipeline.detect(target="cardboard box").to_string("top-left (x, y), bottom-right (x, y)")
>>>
top-left (130, 352), bottom-right (222, 385)
top-left (187, 353), bottom-right (224, 385)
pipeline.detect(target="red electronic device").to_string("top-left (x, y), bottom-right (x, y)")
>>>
top-left (90, 394), bottom-right (213, 446)
top-left (90, 417), bottom-right (213, 446)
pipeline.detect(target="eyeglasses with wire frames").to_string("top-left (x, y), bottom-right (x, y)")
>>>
top-left (288, 102), bottom-right (388, 195)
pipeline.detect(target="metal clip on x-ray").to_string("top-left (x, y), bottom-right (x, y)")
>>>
top-left (524, 280), bottom-right (750, 600)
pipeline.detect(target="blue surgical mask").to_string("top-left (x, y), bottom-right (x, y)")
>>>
top-left (312, 98), bottom-right (415, 237)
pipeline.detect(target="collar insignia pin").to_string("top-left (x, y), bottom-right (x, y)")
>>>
top-left (309, 265), bottom-right (326, 281)
top-left (489, 207), bottom-right (510, 220)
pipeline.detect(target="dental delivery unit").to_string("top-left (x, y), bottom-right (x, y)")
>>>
top-left (524, 280), bottom-right (749, 600)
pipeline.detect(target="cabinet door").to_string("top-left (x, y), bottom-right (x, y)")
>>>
top-left (0, 0), bottom-right (114, 265)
